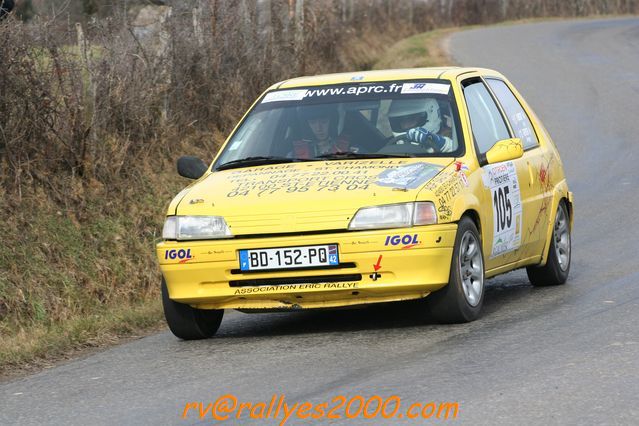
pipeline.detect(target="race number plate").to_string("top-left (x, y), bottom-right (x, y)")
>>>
top-left (483, 161), bottom-right (523, 258)
top-left (239, 244), bottom-right (339, 271)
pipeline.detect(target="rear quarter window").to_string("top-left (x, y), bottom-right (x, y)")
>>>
top-left (486, 79), bottom-right (539, 149)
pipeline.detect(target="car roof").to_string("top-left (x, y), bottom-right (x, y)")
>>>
top-left (274, 67), bottom-right (504, 89)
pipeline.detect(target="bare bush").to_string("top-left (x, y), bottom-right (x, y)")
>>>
top-left (2, 0), bottom-right (638, 197)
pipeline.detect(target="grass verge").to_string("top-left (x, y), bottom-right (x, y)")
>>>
top-left (373, 27), bottom-right (458, 69)
top-left (0, 300), bottom-right (163, 380)
top-left (0, 148), bottom-right (192, 379)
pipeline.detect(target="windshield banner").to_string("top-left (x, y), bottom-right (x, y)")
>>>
top-left (261, 82), bottom-right (451, 104)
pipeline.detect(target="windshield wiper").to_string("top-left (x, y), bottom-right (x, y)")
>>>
top-left (216, 152), bottom-right (415, 170)
top-left (216, 156), bottom-right (310, 171)
top-left (315, 152), bottom-right (417, 160)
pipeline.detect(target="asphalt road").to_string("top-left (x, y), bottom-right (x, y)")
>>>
top-left (3, 17), bottom-right (639, 425)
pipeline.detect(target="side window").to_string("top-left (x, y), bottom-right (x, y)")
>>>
top-left (487, 79), bottom-right (539, 149)
top-left (462, 80), bottom-right (511, 154)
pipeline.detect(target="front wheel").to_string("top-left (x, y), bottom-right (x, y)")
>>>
top-left (426, 216), bottom-right (485, 323)
top-left (526, 201), bottom-right (571, 286)
top-left (161, 278), bottom-right (223, 340)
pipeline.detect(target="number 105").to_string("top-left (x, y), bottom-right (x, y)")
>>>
top-left (493, 186), bottom-right (512, 232)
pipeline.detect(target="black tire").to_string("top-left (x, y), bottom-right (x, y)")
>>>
top-left (427, 216), bottom-right (485, 323)
top-left (161, 278), bottom-right (223, 340)
top-left (526, 201), bottom-right (571, 286)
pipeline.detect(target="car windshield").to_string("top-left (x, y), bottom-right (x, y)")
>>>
top-left (214, 80), bottom-right (464, 170)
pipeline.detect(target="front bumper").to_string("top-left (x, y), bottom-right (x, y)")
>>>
top-left (157, 225), bottom-right (457, 310)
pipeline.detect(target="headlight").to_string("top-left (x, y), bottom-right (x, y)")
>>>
top-left (162, 216), bottom-right (232, 240)
top-left (348, 202), bottom-right (437, 230)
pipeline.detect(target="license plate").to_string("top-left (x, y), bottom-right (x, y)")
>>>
top-left (239, 244), bottom-right (339, 271)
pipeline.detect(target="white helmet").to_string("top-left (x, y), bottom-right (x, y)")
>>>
top-left (388, 98), bottom-right (442, 136)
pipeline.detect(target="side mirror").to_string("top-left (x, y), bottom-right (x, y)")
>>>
top-left (485, 138), bottom-right (524, 165)
top-left (177, 156), bottom-right (209, 179)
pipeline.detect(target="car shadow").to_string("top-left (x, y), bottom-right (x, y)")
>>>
top-left (207, 270), bottom-right (544, 339)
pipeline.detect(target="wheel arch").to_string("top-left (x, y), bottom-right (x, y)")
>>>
top-left (564, 191), bottom-right (574, 230)
top-left (539, 183), bottom-right (573, 266)
top-left (460, 209), bottom-right (482, 237)
top-left (451, 191), bottom-right (484, 246)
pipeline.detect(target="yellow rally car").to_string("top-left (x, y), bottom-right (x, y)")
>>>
top-left (157, 67), bottom-right (573, 340)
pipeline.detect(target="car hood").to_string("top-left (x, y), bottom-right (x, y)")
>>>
top-left (172, 158), bottom-right (453, 235)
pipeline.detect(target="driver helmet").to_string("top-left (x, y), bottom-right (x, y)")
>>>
top-left (388, 98), bottom-right (442, 136)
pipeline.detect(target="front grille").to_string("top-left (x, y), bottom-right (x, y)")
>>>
top-left (230, 262), bottom-right (357, 275)
top-left (230, 228), bottom-right (349, 240)
top-left (229, 274), bottom-right (362, 287)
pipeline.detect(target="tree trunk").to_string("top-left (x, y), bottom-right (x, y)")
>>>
top-left (294, 0), bottom-right (304, 74)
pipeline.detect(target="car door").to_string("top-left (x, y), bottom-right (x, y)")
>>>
top-left (485, 77), bottom-right (552, 259)
top-left (460, 77), bottom-right (537, 271)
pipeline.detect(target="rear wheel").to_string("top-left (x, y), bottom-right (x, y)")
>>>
top-left (526, 201), bottom-right (571, 286)
top-left (161, 278), bottom-right (223, 340)
top-left (427, 216), bottom-right (485, 323)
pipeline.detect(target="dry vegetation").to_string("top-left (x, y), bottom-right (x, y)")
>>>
top-left (1, 0), bottom-right (637, 372)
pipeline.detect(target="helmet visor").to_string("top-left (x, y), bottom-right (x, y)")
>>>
top-left (389, 111), bottom-right (428, 133)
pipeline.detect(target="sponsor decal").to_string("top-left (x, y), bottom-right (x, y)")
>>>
top-left (454, 161), bottom-right (470, 173)
top-left (373, 254), bottom-right (383, 271)
top-left (424, 167), bottom-right (468, 222)
top-left (384, 234), bottom-right (420, 249)
top-left (401, 82), bottom-right (450, 95)
top-left (458, 172), bottom-right (469, 187)
top-left (454, 162), bottom-right (470, 187)
top-left (224, 160), bottom-right (409, 198)
top-left (348, 240), bottom-right (374, 246)
top-left (165, 248), bottom-right (194, 263)
top-left (232, 282), bottom-right (358, 295)
top-left (539, 165), bottom-right (548, 184)
top-left (375, 162), bottom-right (442, 189)
top-left (261, 89), bottom-right (308, 103)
